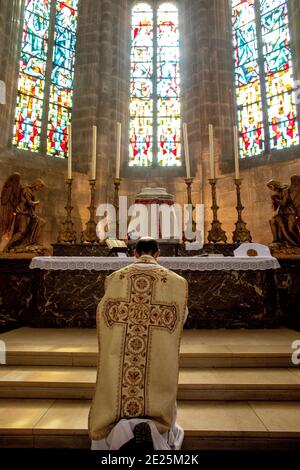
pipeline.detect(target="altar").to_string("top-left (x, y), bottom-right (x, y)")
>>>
top-left (28, 255), bottom-right (280, 329)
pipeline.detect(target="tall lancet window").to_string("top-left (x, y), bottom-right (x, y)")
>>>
top-left (129, 2), bottom-right (181, 167)
top-left (13, 0), bottom-right (79, 158)
top-left (232, 0), bottom-right (299, 159)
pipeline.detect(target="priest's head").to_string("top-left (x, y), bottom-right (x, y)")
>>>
top-left (134, 237), bottom-right (160, 259)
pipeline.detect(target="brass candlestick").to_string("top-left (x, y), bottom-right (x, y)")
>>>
top-left (184, 177), bottom-right (196, 240)
top-left (57, 178), bottom-right (77, 244)
top-left (232, 178), bottom-right (252, 243)
top-left (185, 177), bottom-right (193, 205)
top-left (81, 179), bottom-right (98, 243)
top-left (114, 177), bottom-right (122, 239)
top-left (207, 178), bottom-right (227, 243)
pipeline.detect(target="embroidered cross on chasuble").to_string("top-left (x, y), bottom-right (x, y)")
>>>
top-left (88, 256), bottom-right (188, 441)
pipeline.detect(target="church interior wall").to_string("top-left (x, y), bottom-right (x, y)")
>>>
top-left (0, 0), bottom-right (299, 248)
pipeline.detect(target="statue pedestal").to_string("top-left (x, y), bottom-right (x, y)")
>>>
top-left (270, 245), bottom-right (300, 259)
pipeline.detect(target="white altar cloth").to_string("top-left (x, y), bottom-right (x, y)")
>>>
top-left (30, 256), bottom-right (280, 272)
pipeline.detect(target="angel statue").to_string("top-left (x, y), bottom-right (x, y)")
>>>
top-left (0, 174), bottom-right (46, 254)
top-left (267, 175), bottom-right (300, 249)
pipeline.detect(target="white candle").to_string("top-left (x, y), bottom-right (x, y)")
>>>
top-left (67, 123), bottom-right (72, 179)
top-left (208, 124), bottom-right (215, 179)
top-left (233, 125), bottom-right (240, 179)
top-left (92, 125), bottom-right (97, 180)
top-left (116, 122), bottom-right (121, 179)
top-left (183, 123), bottom-right (191, 178)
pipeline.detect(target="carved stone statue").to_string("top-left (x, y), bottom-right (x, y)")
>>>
top-left (0, 173), bottom-right (47, 254)
top-left (267, 175), bottom-right (300, 250)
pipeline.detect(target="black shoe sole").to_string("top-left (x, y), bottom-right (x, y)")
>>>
top-left (133, 422), bottom-right (154, 450)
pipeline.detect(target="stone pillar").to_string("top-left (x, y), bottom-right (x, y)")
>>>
top-left (96, 0), bottom-right (116, 203)
top-left (73, 0), bottom-right (130, 206)
top-left (72, 0), bottom-right (102, 175)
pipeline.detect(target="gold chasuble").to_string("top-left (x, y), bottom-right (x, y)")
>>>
top-left (89, 255), bottom-right (188, 440)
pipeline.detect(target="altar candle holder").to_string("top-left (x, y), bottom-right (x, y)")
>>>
top-left (232, 178), bottom-right (252, 243)
top-left (81, 179), bottom-right (98, 243)
top-left (57, 178), bottom-right (77, 244)
top-left (114, 177), bottom-right (122, 239)
top-left (184, 177), bottom-right (196, 240)
top-left (207, 178), bottom-right (227, 244)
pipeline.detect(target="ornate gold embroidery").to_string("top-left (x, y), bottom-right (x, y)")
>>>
top-left (104, 271), bottom-right (178, 418)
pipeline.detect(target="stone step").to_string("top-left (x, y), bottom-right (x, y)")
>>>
top-left (5, 349), bottom-right (295, 368)
top-left (1, 327), bottom-right (298, 368)
top-left (0, 366), bottom-right (300, 400)
top-left (0, 399), bottom-right (300, 449)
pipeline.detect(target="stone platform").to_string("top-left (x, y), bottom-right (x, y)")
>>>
top-left (0, 327), bottom-right (300, 449)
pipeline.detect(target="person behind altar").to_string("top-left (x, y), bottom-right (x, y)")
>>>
top-left (89, 237), bottom-right (189, 450)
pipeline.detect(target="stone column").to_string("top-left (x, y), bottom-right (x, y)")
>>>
top-left (72, 0), bottom-right (102, 175)
top-left (73, 0), bottom-right (130, 206)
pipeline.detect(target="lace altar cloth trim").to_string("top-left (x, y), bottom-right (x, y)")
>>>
top-left (29, 256), bottom-right (280, 271)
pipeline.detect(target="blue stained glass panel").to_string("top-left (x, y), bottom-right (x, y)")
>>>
top-left (232, 0), bottom-right (299, 158)
top-left (56, 1), bottom-right (78, 32)
top-left (235, 59), bottom-right (260, 87)
top-left (129, 3), bottom-right (153, 167)
top-left (264, 48), bottom-right (292, 74)
top-left (25, 0), bottom-right (49, 15)
top-left (13, 0), bottom-right (78, 157)
top-left (131, 79), bottom-right (153, 99)
top-left (53, 44), bottom-right (75, 71)
top-left (131, 61), bottom-right (153, 79)
top-left (51, 66), bottom-right (74, 90)
top-left (262, 23), bottom-right (289, 56)
top-left (260, 0), bottom-right (286, 16)
top-left (24, 11), bottom-right (49, 39)
top-left (129, 3), bottom-right (181, 167)
top-left (260, 0), bottom-right (299, 149)
top-left (47, 0), bottom-right (78, 157)
top-left (233, 23), bottom-right (257, 50)
top-left (22, 31), bottom-right (48, 60)
top-left (232, 0), bottom-right (255, 30)
top-left (157, 78), bottom-right (179, 98)
top-left (13, 0), bottom-right (50, 151)
top-left (156, 3), bottom-right (181, 166)
top-left (54, 26), bottom-right (76, 53)
top-left (158, 61), bottom-right (179, 80)
top-left (232, 0), bottom-right (264, 158)
top-left (20, 53), bottom-right (47, 79)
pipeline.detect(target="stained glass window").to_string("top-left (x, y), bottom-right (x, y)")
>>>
top-left (47, 0), bottom-right (79, 157)
top-left (232, 0), bottom-right (299, 158)
top-left (129, 2), bottom-right (181, 167)
top-left (13, 0), bottom-right (79, 158)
